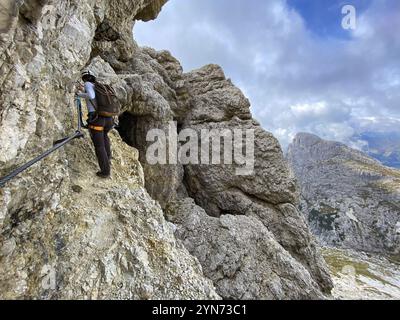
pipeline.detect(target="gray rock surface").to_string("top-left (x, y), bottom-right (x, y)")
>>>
top-left (0, 0), bottom-right (333, 299)
top-left (180, 65), bottom-right (332, 294)
top-left (111, 57), bottom-right (333, 296)
top-left (0, 0), bottom-right (217, 300)
top-left (0, 133), bottom-right (218, 299)
top-left (287, 132), bottom-right (400, 255)
top-left (183, 64), bottom-right (299, 209)
top-left (166, 198), bottom-right (326, 300)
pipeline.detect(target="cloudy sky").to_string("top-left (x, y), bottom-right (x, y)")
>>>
top-left (134, 0), bottom-right (400, 149)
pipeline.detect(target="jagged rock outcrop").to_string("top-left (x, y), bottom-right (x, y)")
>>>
top-left (108, 51), bottom-right (333, 296)
top-left (115, 47), bottom-right (190, 207)
top-left (1, 0), bottom-right (333, 299)
top-left (287, 133), bottom-right (400, 255)
top-left (166, 198), bottom-right (325, 300)
top-left (180, 65), bottom-right (332, 294)
top-left (182, 64), bottom-right (298, 210)
top-left (111, 53), bottom-right (333, 296)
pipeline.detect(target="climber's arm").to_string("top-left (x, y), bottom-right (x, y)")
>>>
top-left (76, 83), bottom-right (96, 99)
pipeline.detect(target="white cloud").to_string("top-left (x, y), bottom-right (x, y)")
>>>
top-left (134, 0), bottom-right (400, 149)
top-left (290, 102), bottom-right (328, 118)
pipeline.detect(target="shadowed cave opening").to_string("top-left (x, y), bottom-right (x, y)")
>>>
top-left (116, 111), bottom-right (139, 148)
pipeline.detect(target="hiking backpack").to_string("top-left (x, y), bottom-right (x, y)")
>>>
top-left (92, 82), bottom-right (121, 117)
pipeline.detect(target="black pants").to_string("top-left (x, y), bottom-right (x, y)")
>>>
top-left (89, 116), bottom-right (113, 175)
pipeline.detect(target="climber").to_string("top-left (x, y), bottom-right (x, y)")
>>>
top-left (76, 70), bottom-right (113, 178)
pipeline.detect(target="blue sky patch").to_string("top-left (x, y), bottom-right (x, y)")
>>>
top-left (287, 0), bottom-right (372, 39)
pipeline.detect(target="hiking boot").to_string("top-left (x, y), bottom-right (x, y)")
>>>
top-left (96, 171), bottom-right (110, 179)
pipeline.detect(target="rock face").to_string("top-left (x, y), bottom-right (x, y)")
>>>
top-left (287, 133), bottom-right (400, 255)
top-left (166, 198), bottom-right (326, 300)
top-left (105, 53), bottom-right (333, 297)
top-left (180, 65), bottom-right (332, 294)
top-left (1, 1), bottom-right (332, 299)
top-left (0, 0), bottom-right (216, 300)
top-left (0, 133), bottom-right (218, 299)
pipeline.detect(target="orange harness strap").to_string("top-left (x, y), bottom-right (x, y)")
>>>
top-left (89, 125), bottom-right (104, 132)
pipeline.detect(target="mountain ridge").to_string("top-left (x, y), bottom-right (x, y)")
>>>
top-left (287, 132), bottom-right (400, 255)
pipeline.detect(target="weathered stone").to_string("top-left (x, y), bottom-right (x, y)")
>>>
top-left (0, 0), bottom-right (334, 300)
top-left (287, 132), bottom-right (400, 255)
top-left (180, 66), bottom-right (332, 294)
top-left (166, 198), bottom-right (325, 300)
top-left (0, 132), bottom-right (218, 299)
top-left (0, 0), bottom-right (218, 300)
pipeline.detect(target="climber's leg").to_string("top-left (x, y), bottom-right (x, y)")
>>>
top-left (89, 117), bottom-right (110, 177)
top-left (103, 117), bottom-right (113, 160)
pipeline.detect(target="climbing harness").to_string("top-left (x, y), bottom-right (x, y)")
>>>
top-left (88, 125), bottom-right (105, 131)
top-left (0, 97), bottom-right (86, 188)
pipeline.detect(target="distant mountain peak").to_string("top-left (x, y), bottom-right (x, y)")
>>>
top-left (288, 132), bottom-right (383, 167)
top-left (293, 132), bottom-right (323, 146)
top-left (287, 132), bottom-right (400, 255)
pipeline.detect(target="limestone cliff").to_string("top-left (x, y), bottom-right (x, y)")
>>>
top-left (287, 133), bottom-right (400, 255)
top-left (0, 0), bottom-right (332, 299)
